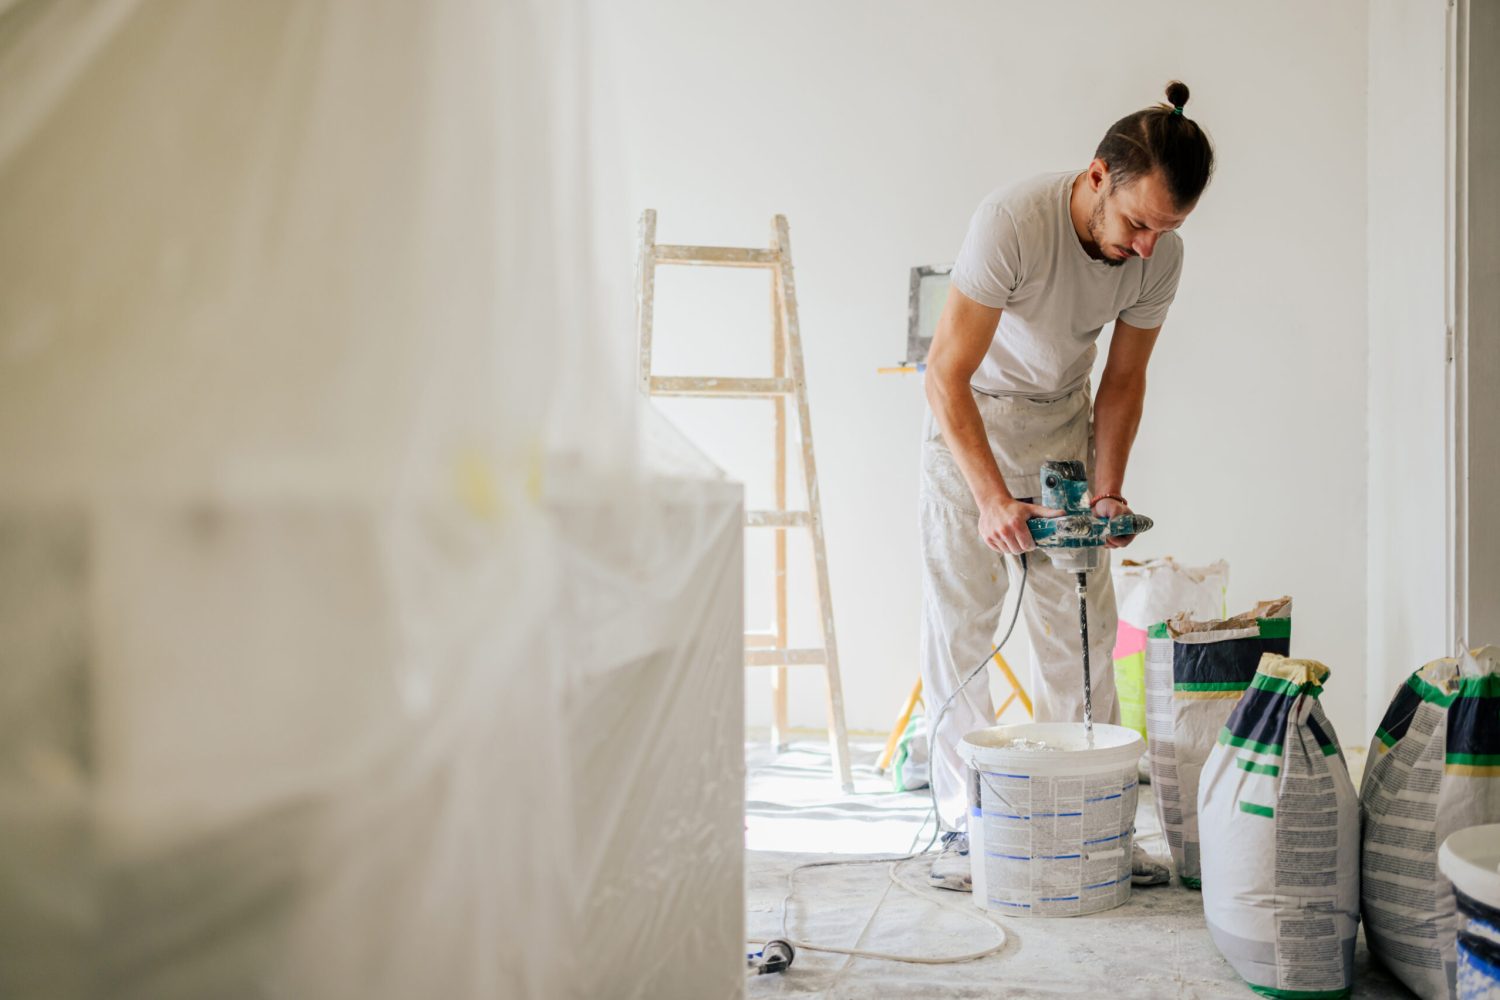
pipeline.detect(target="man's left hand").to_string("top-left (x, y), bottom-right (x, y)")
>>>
top-left (1092, 496), bottom-right (1136, 549)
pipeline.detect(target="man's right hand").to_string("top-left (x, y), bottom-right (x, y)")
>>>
top-left (977, 497), bottom-right (1065, 555)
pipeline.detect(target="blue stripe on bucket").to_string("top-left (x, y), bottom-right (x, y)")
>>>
top-left (980, 772), bottom-right (1032, 780)
top-left (1039, 895), bottom-right (1080, 902)
top-left (1457, 930), bottom-right (1500, 984)
top-left (987, 899), bottom-right (1031, 909)
top-left (983, 811), bottom-right (1029, 820)
top-left (985, 852), bottom-right (1031, 861)
top-left (1084, 793), bottom-right (1122, 803)
top-left (1083, 831), bottom-right (1126, 845)
top-left (1460, 943), bottom-right (1500, 975)
top-left (1036, 854), bottom-right (1081, 860)
top-left (1033, 811), bottom-right (1084, 818)
top-left (1084, 877), bottom-right (1123, 890)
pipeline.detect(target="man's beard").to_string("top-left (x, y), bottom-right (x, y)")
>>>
top-left (1087, 194), bottom-right (1128, 268)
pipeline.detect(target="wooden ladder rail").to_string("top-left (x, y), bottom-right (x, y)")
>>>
top-left (635, 209), bottom-right (854, 793)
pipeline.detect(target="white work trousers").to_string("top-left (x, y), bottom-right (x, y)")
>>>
top-left (918, 385), bottom-right (1121, 832)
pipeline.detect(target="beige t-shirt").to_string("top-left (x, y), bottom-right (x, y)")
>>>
top-left (950, 171), bottom-right (1184, 400)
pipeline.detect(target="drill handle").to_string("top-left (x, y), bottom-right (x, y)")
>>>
top-left (1102, 512), bottom-right (1153, 538)
top-left (1024, 511), bottom-right (1154, 544)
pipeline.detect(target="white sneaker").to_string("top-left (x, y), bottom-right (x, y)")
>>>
top-left (1131, 843), bottom-right (1169, 886)
top-left (929, 831), bottom-right (972, 892)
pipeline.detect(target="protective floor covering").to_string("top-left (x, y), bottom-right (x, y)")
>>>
top-left (746, 737), bottom-right (1408, 999)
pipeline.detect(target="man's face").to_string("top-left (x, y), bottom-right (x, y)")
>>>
top-left (1085, 163), bottom-right (1192, 267)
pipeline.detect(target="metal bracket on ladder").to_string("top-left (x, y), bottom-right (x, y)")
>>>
top-left (635, 209), bottom-right (855, 794)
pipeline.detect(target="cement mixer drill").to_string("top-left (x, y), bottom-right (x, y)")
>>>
top-left (1025, 460), bottom-right (1153, 733)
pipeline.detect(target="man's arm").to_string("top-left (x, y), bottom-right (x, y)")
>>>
top-left (926, 286), bottom-right (1062, 554)
top-left (1092, 317), bottom-right (1161, 547)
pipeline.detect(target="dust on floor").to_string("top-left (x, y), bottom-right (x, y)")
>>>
top-left (745, 738), bottom-right (1404, 1000)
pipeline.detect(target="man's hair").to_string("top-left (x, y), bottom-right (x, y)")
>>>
top-left (1095, 80), bottom-right (1215, 209)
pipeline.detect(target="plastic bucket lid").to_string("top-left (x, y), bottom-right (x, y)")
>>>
top-left (960, 722), bottom-right (1144, 776)
top-left (1440, 824), bottom-right (1500, 914)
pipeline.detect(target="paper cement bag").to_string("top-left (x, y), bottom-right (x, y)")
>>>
top-left (1199, 655), bottom-right (1360, 999)
top-left (1145, 597), bottom-right (1292, 887)
top-left (1112, 558), bottom-right (1229, 742)
top-left (1114, 557), bottom-right (1230, 630)
top-left (1360, 646), bottom-right (1500, 999)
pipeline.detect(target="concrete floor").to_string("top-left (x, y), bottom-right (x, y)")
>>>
top-left (745, 736), bottom-right (1409, 999)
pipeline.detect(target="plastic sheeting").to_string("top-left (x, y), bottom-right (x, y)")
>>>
top-left (0, 2), bottom-right (745, 997)
top-left (550, 415), bottom-right (746, 1000)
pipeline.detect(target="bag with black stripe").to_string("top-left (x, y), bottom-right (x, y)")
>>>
top-left (1360, 645), bottom-right (1500, 999)
top-left (1145, 596), bottom-right (1292, 887)
top-left (1199, 654), bottom-right (1360, 999)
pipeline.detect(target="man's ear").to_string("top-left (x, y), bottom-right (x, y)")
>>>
top-left (1088, 158), bottom-right (1110, 193)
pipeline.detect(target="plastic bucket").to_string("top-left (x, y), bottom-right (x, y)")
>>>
top-left (1439, 824), bottom-right (1500, 1000)
top-left (960, 722), bottom-right (1145, 917)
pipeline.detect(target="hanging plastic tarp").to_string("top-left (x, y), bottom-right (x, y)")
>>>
top-left (0, 2), bottom-right (745, 998)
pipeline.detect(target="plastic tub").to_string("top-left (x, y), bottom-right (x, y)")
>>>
top-left (960, 722), bottom-right (1145, 917)
top-left (1439, 824), bottom-right (1500, 1000)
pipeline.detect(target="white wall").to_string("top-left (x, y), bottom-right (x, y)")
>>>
top-left (1457, 1), bottom-right (1500, 652)
top-left (1366, 1), bottom-right (1449, 733)
top-left (590, 1), bottom-right (1375, 744)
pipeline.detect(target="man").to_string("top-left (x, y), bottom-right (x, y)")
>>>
top-left (921, 81), bottom-right (1215, 891)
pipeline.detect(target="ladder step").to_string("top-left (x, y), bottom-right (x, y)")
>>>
top-left (746, 648), bottom-right (828, 667)
top-left (636, 211), bottom-right (853, 793)
top-left (654, 244), bottom-right (781, 268)
top-left (746, 510), bottom-right (811, 528)
top-left (648, 376), bottom-right (796, 398)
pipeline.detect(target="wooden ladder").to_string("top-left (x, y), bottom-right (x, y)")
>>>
top-left (635, 210), bottom-right (854, 793)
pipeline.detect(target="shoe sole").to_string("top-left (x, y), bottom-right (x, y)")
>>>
top-left (928, 875), bottom-right (973, 893)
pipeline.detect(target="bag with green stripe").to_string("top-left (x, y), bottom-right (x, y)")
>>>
top-left (1199, 655), bottom-right (1360, 1000)
top-left (1360, 645), bottom-right (1500, 999)
top-left (1145, 596), bottom-right (1292, 887)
